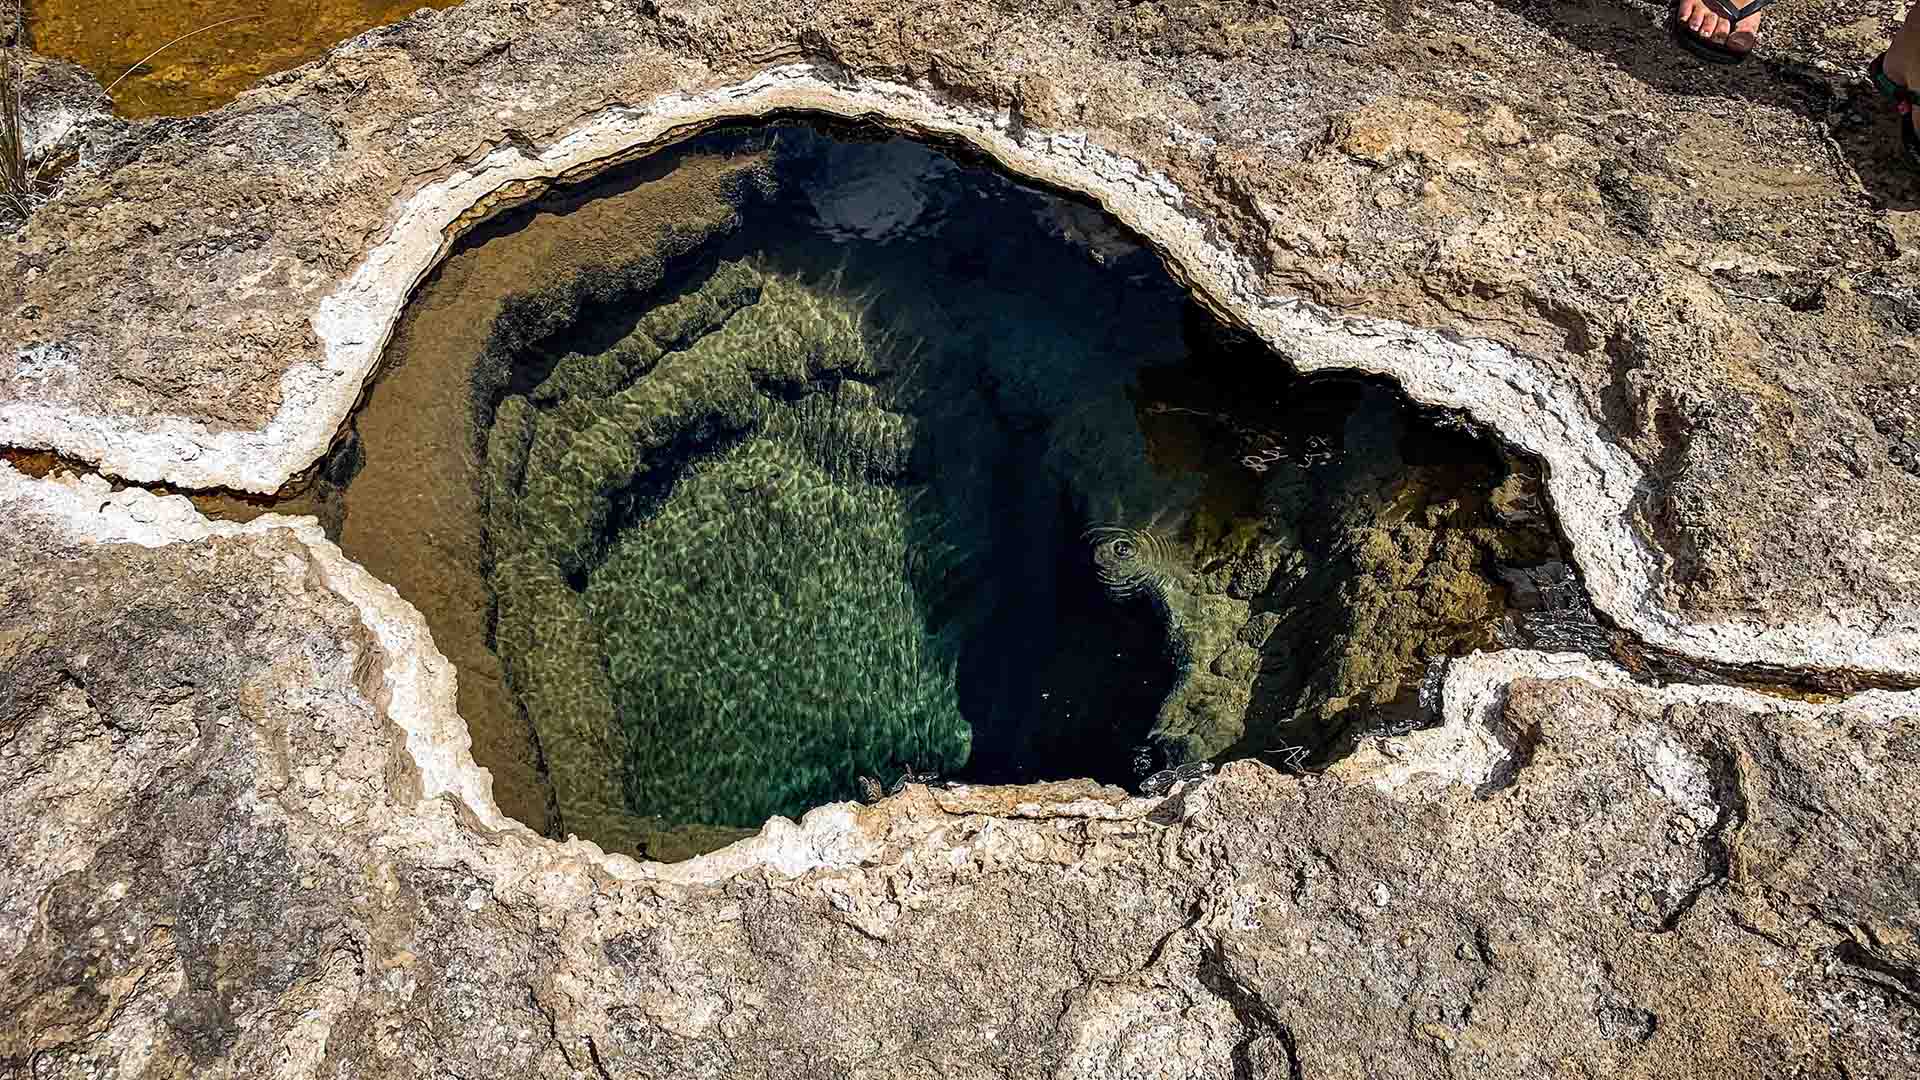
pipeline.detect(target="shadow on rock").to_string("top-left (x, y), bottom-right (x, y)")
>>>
top-left (1490, 0), bottom-right (1920, 210)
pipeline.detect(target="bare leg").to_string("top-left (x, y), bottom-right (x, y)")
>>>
top-left (1887, 5), bottom-right (1920, 87)
top-left (1676, 0), bottom-right (1764, 57)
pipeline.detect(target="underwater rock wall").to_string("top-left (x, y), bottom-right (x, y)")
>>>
top-left (1218, 404), bottom-right (1561, 762)
top-left (325, 151), bottom-right (770, 837)
top-left (1093, 374), bottom-right (1563, 767)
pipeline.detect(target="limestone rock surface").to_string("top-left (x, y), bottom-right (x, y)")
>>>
top-left (3, 468), bottom-right (1917, 1078)
top-left (5, 2), bottom-right (1920, 1075)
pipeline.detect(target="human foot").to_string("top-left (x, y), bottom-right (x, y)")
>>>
top-left (1674, 0), bottom-right (1765, 62)
top-left (1869, 52), bottom-right (1920, 169)
top-left (1884, 47), bottom-right (1915, 94)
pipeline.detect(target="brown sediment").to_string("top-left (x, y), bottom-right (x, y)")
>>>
top-left (184, 484), bottom-right (331, 528)
top-left (2, 444), bottom-right (341, 524)
top-left (331, 149), bottom-right (767, 837)
top-left (24, 0), bottom-right (462, 118)
top-left (0, 447), bottom-right (56, 477)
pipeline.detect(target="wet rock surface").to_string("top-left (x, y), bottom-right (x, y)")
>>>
top-left (3, 470), bottom-right (1918, 1078)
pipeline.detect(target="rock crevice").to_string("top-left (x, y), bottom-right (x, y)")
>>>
top-left (4, 2), bottom-right (1920, 1073)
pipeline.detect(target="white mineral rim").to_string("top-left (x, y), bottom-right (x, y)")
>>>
top-left (0, 466), bottom-right (894, 883)
top-left (1343, 650), bottom-right (1920, 800)
top-left (3, 465), bottom-right (1209, 881)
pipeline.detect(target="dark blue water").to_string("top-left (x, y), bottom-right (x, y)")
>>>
top-left (457, 119), bottom-right (1568, 855)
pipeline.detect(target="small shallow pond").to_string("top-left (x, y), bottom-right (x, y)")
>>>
top-left (23, 0), bottom-right (462, 117)
top-left (257, 119), bottom-right (1579, 861)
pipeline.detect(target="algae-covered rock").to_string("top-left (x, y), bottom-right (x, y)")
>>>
top-left (1219, 452), bottom-right (1556, 762)
top-left (507, 267), bottom-right (882, 573)
top-left (527, 261), bottom-right (765, 408)
top-left (484, 261), bottom-right (968, 851)
top-left (588, 397), bottom-right (968, 828)
top-left (1118, 380), bottom-right (1566, 766)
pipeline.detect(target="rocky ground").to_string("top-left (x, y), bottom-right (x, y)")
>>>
top-left (3, 0), bottom-right (1920, 1075)
top-left (2, 469), bottom-right (1916, 1078)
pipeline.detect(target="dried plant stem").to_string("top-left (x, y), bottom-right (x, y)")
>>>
top-left (104, 15), bottom-right (261, 96)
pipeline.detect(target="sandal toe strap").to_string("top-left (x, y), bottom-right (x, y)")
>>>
top-left (1871, 55), bottom-right (1917, 112)
top-left (1701, 0), bottom-right (1774, 21)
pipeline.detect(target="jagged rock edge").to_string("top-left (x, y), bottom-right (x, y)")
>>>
top-left (1342, 649), bottom-right (1920, 799)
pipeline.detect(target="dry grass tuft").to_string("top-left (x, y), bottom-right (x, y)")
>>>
top-left (1, 48), bottom-right (39, 222)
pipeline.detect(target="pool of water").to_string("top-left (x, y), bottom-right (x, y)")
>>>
top-left (268, 119), bottom-right (1572, 861)
top-left (24, 0), bottom-right (462, 117)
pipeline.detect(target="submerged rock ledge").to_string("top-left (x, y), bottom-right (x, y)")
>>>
top-left (3, 463), bottom-right (1917, 1076)
top-left (1, 2), bottom-right (1916, 681)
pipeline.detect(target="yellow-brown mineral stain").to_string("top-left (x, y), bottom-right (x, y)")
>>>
top-left (26, 0), bottom-right (463, 118)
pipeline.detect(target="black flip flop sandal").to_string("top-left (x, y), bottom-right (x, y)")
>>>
top-left (1869, 54), bottom-right (1920, 170)
top-left (1671, 0), bottom-right (1772, 66)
